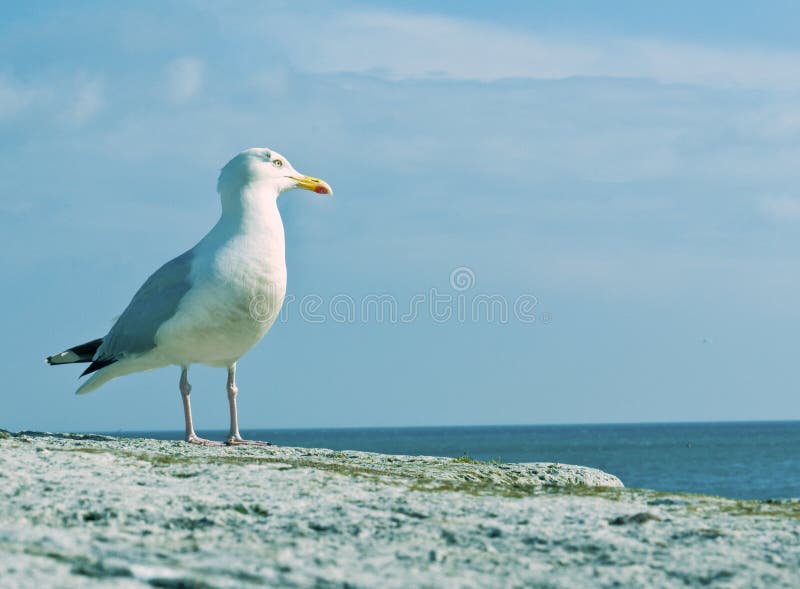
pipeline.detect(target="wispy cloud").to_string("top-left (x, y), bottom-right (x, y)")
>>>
top-left (273, 10), bottom-right (800, 89)
top-left (0, 74), bottom-right (40, 121)
top-left (0, 72), bottom-right (104, 126)
top-left (758, 195), bottom-right (800, 221)
top-left (66, 76), bottom-right (104, 125)
top-left (163, 57), bottom-right (205, 104)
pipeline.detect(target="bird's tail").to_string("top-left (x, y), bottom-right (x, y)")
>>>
top-left (46, 338), bottom-right (104, 366)
top-left (47, 337), bottom-right (138, 395)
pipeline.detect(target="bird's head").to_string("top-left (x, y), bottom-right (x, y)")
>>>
top-left (217, 147), bottom-right (332, 197)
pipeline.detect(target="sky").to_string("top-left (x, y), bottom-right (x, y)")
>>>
top-left (2, 1), bottom-right (800, 432)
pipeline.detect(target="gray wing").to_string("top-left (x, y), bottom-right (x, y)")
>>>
top-left (94, 249), bottom-right (195, 363)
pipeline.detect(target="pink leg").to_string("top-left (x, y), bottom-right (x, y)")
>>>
top-left (180, 367), bottom-right (222, 446)
top-left (225, 363), bottom-right (270, 446)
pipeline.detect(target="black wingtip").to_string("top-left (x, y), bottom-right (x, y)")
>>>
top-left (47, 338), bottom-right (105, 367)
top-left (81, 359), bottom-right (116, 377)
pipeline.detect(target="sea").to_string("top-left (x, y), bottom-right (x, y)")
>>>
top-left (114, 421), bottom-right (800, 501)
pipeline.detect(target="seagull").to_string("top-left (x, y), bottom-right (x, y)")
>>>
top-left (46, 148), bottom-right (331, 445)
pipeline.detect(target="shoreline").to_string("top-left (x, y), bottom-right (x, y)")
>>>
top-left (89, 421), bottom-right (800, 501)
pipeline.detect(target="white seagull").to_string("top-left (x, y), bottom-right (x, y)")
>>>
top-left (47, 148), bottom-right (332, 445)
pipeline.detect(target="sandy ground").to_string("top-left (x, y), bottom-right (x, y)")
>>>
top-left (0, 430), bottom-right (798, 588)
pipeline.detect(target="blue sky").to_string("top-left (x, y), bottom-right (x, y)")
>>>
top-left (2, 1), bottom-right (800, 431)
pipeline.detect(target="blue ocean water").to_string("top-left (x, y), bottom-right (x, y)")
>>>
top-left (116, 421), bottom-right (800, 500)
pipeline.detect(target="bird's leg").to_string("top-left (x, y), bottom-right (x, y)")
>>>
top-left (180, 367), bottom-right (222, 446)
top-left (225, 363), bottom-right (270, 446)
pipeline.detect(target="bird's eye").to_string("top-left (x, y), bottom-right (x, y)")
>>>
top-left (273, 159), bottom-right (283, 168)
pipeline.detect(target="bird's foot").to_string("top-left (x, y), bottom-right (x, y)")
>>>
top-left (186, 434), bottom-right (224, 446)
top-left (226, 435), bottom-right (272, 447)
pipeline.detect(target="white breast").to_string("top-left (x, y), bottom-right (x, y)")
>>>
top-left (154, 196), bottom-right (287, 367)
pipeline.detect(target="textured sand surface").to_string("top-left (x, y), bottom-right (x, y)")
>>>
top-left (0, 431), bottom-right (798, 588)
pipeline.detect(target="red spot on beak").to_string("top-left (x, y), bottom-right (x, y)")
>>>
top-left (314, 185), bottom-right (330, 194)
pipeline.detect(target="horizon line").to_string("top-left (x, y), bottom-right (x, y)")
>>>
top-left (68, 417), bottom-right (800, 435)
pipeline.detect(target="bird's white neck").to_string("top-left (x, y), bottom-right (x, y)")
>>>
top-left (217, 182), bottom-right (283, 232)
top-left (207, 182), bottom-right (286, 264)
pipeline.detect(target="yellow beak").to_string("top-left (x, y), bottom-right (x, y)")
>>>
top-left (292, 175), bottom-right (333, 195)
